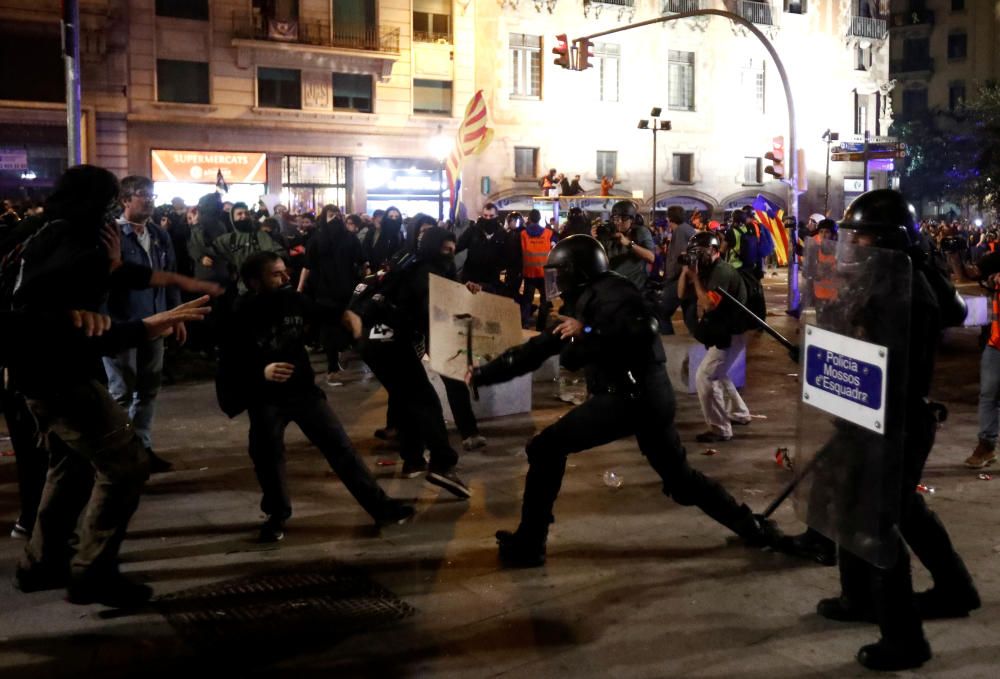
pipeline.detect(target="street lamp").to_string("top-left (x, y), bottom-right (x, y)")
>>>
top-left (430, 125), bottom-right (451, 222)
top-left (638, 107), bottom-right (671, 226)
top-left (821, 129), bottom-right (839, 215)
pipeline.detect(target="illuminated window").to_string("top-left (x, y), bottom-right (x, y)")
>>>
top-left (668, 50), bottom-right (694, 111)
top-left (158, 60), bottom-right (209, 104)
top-left (514, 147), bottom-right (537, 179)
top-left (510, 33), bottom-right (542, 99)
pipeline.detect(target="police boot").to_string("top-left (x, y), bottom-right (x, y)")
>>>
top-left (818, 547), bottom-right (875, 622)
top-left (857, 638), bottom-right (931, 672)
top-left (732, 511), bottom-right (782, 549)
top-left (776, 528), bottom-right (837, 566)
top-left (496, 529), bottom-right (546, 568)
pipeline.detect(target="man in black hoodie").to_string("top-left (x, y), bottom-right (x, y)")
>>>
top-left (456, 202), bottom-right (508, 294)
top-left (362, 205), bottom-right (404, 272)
top-left (218, 252), bottom-right (413, 542)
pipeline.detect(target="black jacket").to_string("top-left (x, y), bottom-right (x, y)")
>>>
top-left (456, 220), bottom-right (508, 287)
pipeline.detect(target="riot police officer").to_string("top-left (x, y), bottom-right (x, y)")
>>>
top-left (808, 190), bottom-right (979, 671)
top-left (468, 235), bottom-right (779, 567)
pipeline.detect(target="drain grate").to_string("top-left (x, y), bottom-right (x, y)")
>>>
top-left (156, 563), bottom-right (415, 659)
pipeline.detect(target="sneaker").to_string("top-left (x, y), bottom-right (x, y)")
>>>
top-left (10, 522), bottom-right (29, 540)
top-left (14, 564), bottom-right (69, 593)
top-left (856, 638), bottom-right (931, 672)
top-left (462, 435), bottom-right (487, 451)
top-left (258, 516), bottom-right (286, 543)
top-left (374, 427), bottom-right (398, 441)
top-left (400, 458), bottom-right (428, 479)
top-left (816, 596), bottom-right (877, 623)
top-left (695, 430), bottom-right (731, 443)
top-left (426, 467), bottom-right (472, 499)
top-left (146, 448), bottom-right (173, 474)
top-left (326, 372), bottom-right (343, 387)
top-left (374, 500), bottom-right (416, 527)
top-left (67, 572), bottom-right (153, 608)
top-left (964, 440), bottom-right (997, 469)
top-left (916, 586), bottom-right (981, 619)
top-left (496, 529), bottom-right (546, 568)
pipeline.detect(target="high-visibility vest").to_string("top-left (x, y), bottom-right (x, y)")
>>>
top-left (814, 248), bottom-right (838, 301)
top-left (990, 296), bottom-right (1000, 351)
top-left (521, 228), bottom-right (551, 278)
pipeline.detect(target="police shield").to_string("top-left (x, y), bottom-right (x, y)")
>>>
top-left (792, 238), bottom-right (911, 568)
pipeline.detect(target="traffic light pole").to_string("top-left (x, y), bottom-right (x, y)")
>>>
top-left (574, 8), bottom-right (801, 313)
top-left (62, 0), bottom-right (82, 166)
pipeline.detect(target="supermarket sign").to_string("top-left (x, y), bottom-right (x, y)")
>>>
top-left (151, 149), bottom-right (266, 184)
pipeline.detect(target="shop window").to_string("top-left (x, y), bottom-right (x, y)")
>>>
top-left (510, 33), bottom-right (541, 99)
top-left (949, 81), bottom-right (966, 111)
top-left (668, 50), bottom-right (695, 112)
top-left (744, 157), bottom-right (763, 185)
top-left (672, 153), bottom-right (693, 183)
top-left (156, 0), bottom-right (209, 20)
top-left (413, 79), bottom-right (452, 115)
top-left (258, 67), bottom-right (301, 109)
top-left (333, 73), bottom-right (373, 112)
top-left (514, 147), bottom-right (537, 179)
top-left (596, 150), bottom-right (617, 179)
top-left (282, 155), bottom-right (349, 214)
top-left (948, 33), bottom-right (967, 61)
top-left (413, 0), bottom-right (451, 42)
top-left (157, 59), bottom-right (209, 104)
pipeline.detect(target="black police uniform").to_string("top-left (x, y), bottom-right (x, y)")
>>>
top-left (473, 260), bottom-right (771, 563)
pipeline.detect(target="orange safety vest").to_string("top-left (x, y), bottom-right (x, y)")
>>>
top-left (814, 249), bottom-right (838, 301)
top-left (521, 228), bottom-right (552, 279)
top-left (990, 296), bottom-right (1000, 351)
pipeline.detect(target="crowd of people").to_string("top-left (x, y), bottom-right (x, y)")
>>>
top-left (0, 166), bottom-right (991, 672)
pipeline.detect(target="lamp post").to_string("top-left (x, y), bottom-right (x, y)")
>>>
top-left (638, 108), bottom-right (671, 227)
top-left (822, 129), bottom-right (839, 215)
top-left (430, 125), bottom-right (451, 222)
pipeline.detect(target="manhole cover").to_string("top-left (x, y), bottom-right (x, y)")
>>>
top-left (156, 563), bottom-right (415, 659)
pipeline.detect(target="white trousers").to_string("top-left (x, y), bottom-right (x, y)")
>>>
top-left (695, 334), bottom-right (750, 438)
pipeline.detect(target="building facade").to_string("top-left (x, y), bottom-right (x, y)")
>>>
top-left (0, 0), bottom-right (893, 219)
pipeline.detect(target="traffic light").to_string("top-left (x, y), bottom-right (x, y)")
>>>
top-left (764, 135), bottom-right (785, 180)
top-left (552, 34), bottom-right (570, 69)
top-left (574, 38), bottom-right (594, 70)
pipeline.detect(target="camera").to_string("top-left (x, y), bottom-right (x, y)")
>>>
top-left (677, 253), bottom-right (698, 268)
top-left (595, 221), bottom-right (617, 240)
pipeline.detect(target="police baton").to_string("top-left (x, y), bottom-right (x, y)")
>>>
top-left (714, 287), bottom-right (799, 362)
top-left (454, 313), bottom-right (479, 401)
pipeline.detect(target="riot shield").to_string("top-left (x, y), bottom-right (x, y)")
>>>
top-left (793, 238), bottom-right (911, 568)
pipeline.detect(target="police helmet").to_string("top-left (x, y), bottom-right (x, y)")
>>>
top-left (687, 231), bottom-right (721, 252)
top-left (610, 201), bottom-right (638, 221)
top-left (840, 189), bottom-right (919, 250)
top-left (543, 234), bottom-right (609, 299)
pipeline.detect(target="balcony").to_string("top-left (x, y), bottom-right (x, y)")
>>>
top-left (889, 9), bottom-right (934, 29)
top-left (739, 0), bottom-right (774, 26)
top-left (849, 16), bottom-right (887, 41)
top-left (890, 56), bottom-right (934, 78)
top-left (233, 15), bottom-right (400, 54)
top-left (662, 0), bottom-right (701, 13)
top-left (583, 0), bottom-right (635, 20)
top-left (413, 30), bottom-right (451, 44)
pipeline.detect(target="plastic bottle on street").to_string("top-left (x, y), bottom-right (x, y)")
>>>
top-left (603, 470), bottom-right (623, 489)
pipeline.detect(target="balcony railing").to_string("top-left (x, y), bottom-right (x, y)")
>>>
top-left (233, 15), bottom-right (400, 54)
top-left (413, 30), bottom-right (452, 43)
top-left (849, 16), bottom-right (887, 40)
top-left (588, 0), bottom-right (635, 7)
top-left (739, 0), bottom-right (773, 26)
top-left (889, 9), bottom-right (934, 28)
top-left (890, 57), bottom-right (934, 76)
top-left (662, 0), bottom-right (701, 13)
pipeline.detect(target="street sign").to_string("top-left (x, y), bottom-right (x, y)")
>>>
top-left (802, 325), bottom-right (888, 435)
top-left (0, 149), bottom-right (28, 171)
top-left (831, 150), bottom-right (905, 162)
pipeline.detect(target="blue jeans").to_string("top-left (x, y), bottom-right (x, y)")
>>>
top-left (978, 346), bottom-right (1000, 443)
top-left (103, 337), bottom-right (165, 450)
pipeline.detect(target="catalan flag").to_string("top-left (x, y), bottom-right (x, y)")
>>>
top-left (752, 194), bottom-right (789, 266)
top-left (445, 90), bottom-right (494, 219)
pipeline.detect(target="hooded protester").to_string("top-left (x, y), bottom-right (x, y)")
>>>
top-left (456, 202), bottom-right (509, 294)
top-left (188, 193), bottom-right (232, 286)
top-left (363, 205), bottom-right (404, 272)
top-left (212, 202), bottom-right (287, 293)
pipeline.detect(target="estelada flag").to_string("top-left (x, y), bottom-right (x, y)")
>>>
top-left (215, 169), bottom-right (229, 194)
top-left (445, 91), bottom-right (494, 219)
top-left (753, 194), bottom-right (789, 266)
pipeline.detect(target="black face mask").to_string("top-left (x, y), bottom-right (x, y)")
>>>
top-left (234, 218), bottom-right (255, 233)
top-left (480, 217), bottom-right (499, 234)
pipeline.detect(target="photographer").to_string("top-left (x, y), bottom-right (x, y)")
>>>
top-left (678, 232), bottom-right (751, 444)
top-left (592, 201), bottom-right (654, 289)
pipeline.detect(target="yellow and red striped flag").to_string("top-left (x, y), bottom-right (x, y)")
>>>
top-left (445, 90), bottom-right (494, 218)
top-left (753, 194), bottom-right (789, 266)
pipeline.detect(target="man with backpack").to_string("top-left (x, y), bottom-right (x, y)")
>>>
top-left (679, 232), bottom-right (752, 443)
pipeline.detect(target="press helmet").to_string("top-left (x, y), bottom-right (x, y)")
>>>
top-left (686, 231), bottom-right (721, 252)
top-left (840, 189), bottom-right (919, 250)
top-left (610, 201), bottom-right (638, 221)
top-left (543, 234), bottom-right (609, 299)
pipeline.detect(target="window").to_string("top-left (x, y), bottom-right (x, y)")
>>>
top-left (672, 153), bottom-right (693, 183)
top-left (413, 0), bottom-right (451, 42)
top-left (948, 33), bottom-right (967, 60)
top-left (510, 34), bottom-right (541, 99)
top-left (856, 45), bottom-right (872, 71)
top-left (854, 92), bottom-right (871, 135)
top-left (157, 59), bottom-right (209, 104)
top-left (784, 0), bottom-right (807, 13)
top-left (514, 147), bottom-right (538, 179)
top-left (595, 43), bottom-right (620, 103)
top-left (951, 0), bottom-right (965, 10)
top-left (949, 81), bottom-right (966, 111)
top-left (902, 88), bottom-right (928, 117)
top-left (156, 0), bottom-right (209, 20)
top-left (413, 79), bottom-right (452, 115)
top-left (258, 67), bottom-right (301, 109)
top-left (596, 151), bottom-right (617, 179)
top-left (744, 157), bottom-right (763, 185)
top-left (668, 50), bottom-right (695, 111)
top-left (741, 58), bottom-right (765, 114)
top-left (332, 73), bottom-right (372, 112)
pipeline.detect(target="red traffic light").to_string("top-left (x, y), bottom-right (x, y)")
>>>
top-left (553, 34), bottom-right (571, 69)
top-left (574, 38), bottom-right (594, 70)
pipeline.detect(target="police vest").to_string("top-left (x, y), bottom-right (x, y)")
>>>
top-left (521, 228), bottom-right (551, 278)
